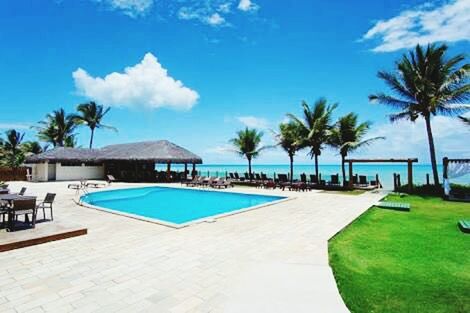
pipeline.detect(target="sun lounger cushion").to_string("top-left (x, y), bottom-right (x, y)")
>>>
top-left (376, 201), bottom-right (410, 212)
top-left (458, 220), bottom-right (470, 233)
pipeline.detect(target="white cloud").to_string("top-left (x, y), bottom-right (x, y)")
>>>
top-left (237, 116), bottom-right (269, 129)
top-left (178, 7), bottom-right (229, 27)
top-left (238, 0), bottom-right (259, 12)
top-left (207, 13), bottom-right (225, 26)
top-left (362, 0), bottom-right (470, 52)
top-left (219, 3), bottom-right (231, 13)
top-left (94, 0), bottom-right (154, 17)
top-left (73, 53), bottom-right (199, 110)
top-left (0, 123), bottom-right (31, 130)
top-left (362, 116), bottom-right (470, 161)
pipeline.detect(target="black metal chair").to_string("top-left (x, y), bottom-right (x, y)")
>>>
top-left (10, 198), bottom-right (37, 231)
top-left (37, 193), bottom-right (56, 221)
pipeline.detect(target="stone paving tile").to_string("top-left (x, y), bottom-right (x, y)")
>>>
top-left (0, 181), bottom-right (385, 312)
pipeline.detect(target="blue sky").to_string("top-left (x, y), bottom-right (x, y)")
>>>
top-left (0, 0), bottom-right (469, 164)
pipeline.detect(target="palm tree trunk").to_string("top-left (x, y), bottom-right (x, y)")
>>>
top-left (289, 154), bottom-right (294, 183)
top-left (248, 157), bottom-right (252, 181)
top-left (89, 128), bottom-right (95, 149)
top-left (314, 153), bottom-right (319, 178)
top-left (341, 154), bottom-right (346, 186)
top-left (424, 115), bottom-right (440, 186)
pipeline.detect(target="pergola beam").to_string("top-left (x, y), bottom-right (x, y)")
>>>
top-left (346, 158), bottom-right (418, 192)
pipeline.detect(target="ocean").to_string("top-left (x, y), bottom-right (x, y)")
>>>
top-left (156, 164), bottom-right (470, 190)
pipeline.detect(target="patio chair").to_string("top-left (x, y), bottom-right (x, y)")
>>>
top-left (234, 172), bottom-right (241, 181)
top-left (261, 173), bottom-right (271, 181)
top-left (255, 173), bottom-right (262, 181)
top-left (9, 197), bottom-right (38, 231)
top-left (37, 193), bottom-right (56, 221)
top-left (229, 173), bottom-right (236, 180)
top-left (244, 173), bottom-right (250, 181)
top-left (18, 187), bottom-right (27, 196)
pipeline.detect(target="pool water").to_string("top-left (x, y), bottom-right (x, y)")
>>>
top-left (80, 187), bottom-right (285, 225)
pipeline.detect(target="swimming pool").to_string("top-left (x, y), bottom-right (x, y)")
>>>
top-left (80, 187), bottom-right (286, 227)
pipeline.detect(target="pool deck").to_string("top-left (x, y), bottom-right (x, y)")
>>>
top-left (0, 181), bottom-right (385, 313)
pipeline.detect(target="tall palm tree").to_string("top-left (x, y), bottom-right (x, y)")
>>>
top-left (288, 98), bottom-right (337, 178)
top-left (34, 108), bottom-right (77, 147)
top-left (230, 128), bottom-right (267, 178)
top-left (72, 101), bottom-right (116, 149)
top-left (275, 122), bottom-right (301, 183)
top-left (1, 129), bottom-right (26, 168)
top-left (329, 113), bottom-right (384, 185)
top-left (369, 44), bottom-right (469, 186)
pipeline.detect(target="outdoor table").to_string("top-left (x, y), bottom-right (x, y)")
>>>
top-left (0, 195), bottom-right (37, 231)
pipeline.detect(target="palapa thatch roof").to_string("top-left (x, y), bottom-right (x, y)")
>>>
top-left (26, 140), bottom-right (203, 164)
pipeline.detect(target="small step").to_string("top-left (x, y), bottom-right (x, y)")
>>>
top-left (376, 201), bottom-right (410, 212)
top-left (458, 220), bottom-right (470, 234)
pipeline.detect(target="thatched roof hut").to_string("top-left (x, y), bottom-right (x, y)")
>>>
top-left (26, 140), bottom-right (203, 164)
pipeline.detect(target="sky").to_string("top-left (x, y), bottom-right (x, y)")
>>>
top-left (0, 0), bottom-right (469, 165)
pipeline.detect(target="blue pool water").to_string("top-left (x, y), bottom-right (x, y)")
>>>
top-left (80, 187), bottom-right (285, 225)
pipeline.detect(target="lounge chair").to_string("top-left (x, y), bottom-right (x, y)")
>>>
top-left (37, 193), bottom-right (56, 220)
top-left (86, 182), bottom-right (106, 188)
top-left (201, 177), bottom-right (217, 187)
top-left (359, 175), bottom-right (369, 186)
top-left (229, 173), bottom-right (236, 180)
top-left (261, 173), bottom-right (271, 181)
top-left (67, 180), bottom-right (87, 190)
top-left (328, 174), bottom-right (341, 186)
top-left (244, 173), bottom-right (250, 181)
top-left (9, 197), bottom-right (38, 231)
top-left (185, 176), bottom-right (201, 187)
top-left (277, 174), bottom-right (291, 190)
top-left (106, 175), bottom-right (116, 184)
top-left (309, 174), bottom-right (320, 186)
top-left (234, 172), bottom-right (242, 181)
top-left (211, 179), bottom-right (233, 189)
top-left (255, 173), bottom-right (262, 181)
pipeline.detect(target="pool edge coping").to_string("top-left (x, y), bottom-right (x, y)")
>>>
top-left (76, 186), bottom-right (294, 229)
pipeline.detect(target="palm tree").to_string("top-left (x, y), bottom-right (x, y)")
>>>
top-left (275, 122), bottom-right (301, 183)
top-left (459, 116), bottom-right (470, 126)
top-left (72, 101), bottom-right (116, 149)
top-left (329, 113), bottom-right (384, 185)
top-left (288, 98), bottom-right (337, 179)
top-left (230, 128), bottom-right (267, 179)
top-left (34, 108), bottom-right (77, 147)
top-left (0, 129), bottom-right (26, 168)
top-left (369, 44), bottom-right (469, 186)
top-left (22, 141), bottom-right (47, 155)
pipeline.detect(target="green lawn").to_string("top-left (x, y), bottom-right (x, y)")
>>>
top-left (329, 194), bottom-right (470, 313)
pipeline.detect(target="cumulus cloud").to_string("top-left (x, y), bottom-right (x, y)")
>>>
top-left (93, 0), bottom-right (154, 17)
top-left (238, 0), bottom-right (259, 12)
top-left (73, 53), bottom-right (199, 110)
top-left (237, 116), bottom-right (269, 129)
top-left (362, 0), bottom-right (470, 52)
top-left (362, 116), bottom-right (470, 161)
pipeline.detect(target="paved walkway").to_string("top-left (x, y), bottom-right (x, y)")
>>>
top-left (0, 181), bottom-right (385, 313)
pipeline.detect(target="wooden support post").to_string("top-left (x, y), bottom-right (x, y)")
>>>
top-left (393, 173), bottom-right (397, 191)
top-left (376, 173), bottom-right (380, 188)
top-left (166, 162), bottom-right (171, 182)
top-left (407, 159), bottom-right (413, 193)
top-left (397, 174), bottom-right (401, 187)
top-left (184, 163), bottom-right (188, 180)
top-left (348, 161), bottom-right (354, 189)
top-left (443, 157), bottom-right (449, 180)
top-left (426, 173), bottom-right (430, 185)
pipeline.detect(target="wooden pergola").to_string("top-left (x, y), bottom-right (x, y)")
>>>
top-left (345, 158), bottom-right (418, 192)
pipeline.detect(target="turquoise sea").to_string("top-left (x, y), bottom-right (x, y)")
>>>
top-left (157, 164), bottom-right (470, 190)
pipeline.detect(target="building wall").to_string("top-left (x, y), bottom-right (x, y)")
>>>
top-left (56, 163), bottom-right (105, 181)
top-left (32, 163), bottom-right (48, 182)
